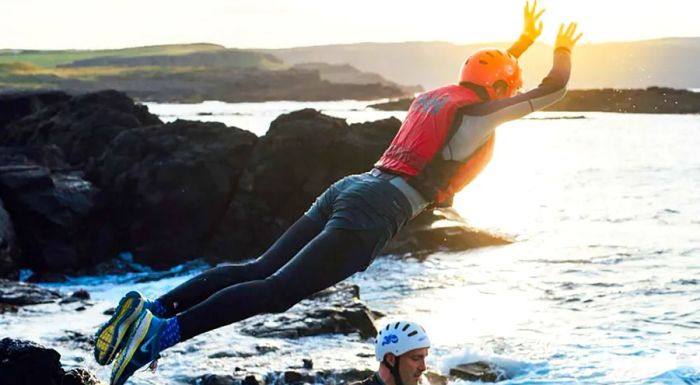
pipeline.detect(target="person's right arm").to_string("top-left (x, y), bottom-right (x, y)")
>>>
top-left (468, 22), bottom-right (582, 124)
top-left (442, 23), bottom-right (582, 161)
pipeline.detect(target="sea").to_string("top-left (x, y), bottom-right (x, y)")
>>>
top-left (2, 99), bottom-right (699, 385)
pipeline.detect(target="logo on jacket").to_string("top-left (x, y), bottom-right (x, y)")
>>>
top-left (414, 93), bottom-right (449, 115)
top-left (382, 334), bottom-right (399, 346)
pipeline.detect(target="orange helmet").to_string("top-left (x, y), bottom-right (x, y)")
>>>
top-left (458, 48), bottom-right (522, 99)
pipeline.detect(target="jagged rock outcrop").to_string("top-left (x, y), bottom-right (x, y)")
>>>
top-left (85, 119), bottom-right (258, 267)
top-left (0, 90), bottom-right (161, 166)
top-left (239, 283), bottom-right (376, 339)
top-left (0, 338), bottom-right (102, 385)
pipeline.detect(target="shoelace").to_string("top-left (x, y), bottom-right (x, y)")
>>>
top-left (146, 354), bottom-right (161, 373)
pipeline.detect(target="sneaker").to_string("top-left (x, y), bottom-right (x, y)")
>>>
top-left (94, 291), bottom-right (146, 365)
top-left (110, 310), bottom-right (165, 385)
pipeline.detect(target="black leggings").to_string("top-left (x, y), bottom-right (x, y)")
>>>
top-left (158, 215), bottom-right (378, 340)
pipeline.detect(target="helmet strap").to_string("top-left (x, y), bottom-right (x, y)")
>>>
top-left (459, 82), bottom-right (492, 102)
top-left (383, 356), bottom-right (404, 385)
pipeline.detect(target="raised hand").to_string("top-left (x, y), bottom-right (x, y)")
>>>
top-left (556, 22), bottom-right (583, 51)
top-left (522, 0), bottom-right (545, 41)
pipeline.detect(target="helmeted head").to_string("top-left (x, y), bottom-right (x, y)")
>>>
top-left (458, 48), bottom-right (523, 100)
top-left (375, 320), bottom-right (431, 385)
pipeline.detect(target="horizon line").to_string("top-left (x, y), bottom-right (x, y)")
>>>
top-left (2, 35), bottom-right (699, 53)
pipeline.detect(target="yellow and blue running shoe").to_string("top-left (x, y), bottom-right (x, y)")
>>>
top-left (110, 310), bottom-right (165, 385)
top-left (94, 291), bottom-right (146, 365)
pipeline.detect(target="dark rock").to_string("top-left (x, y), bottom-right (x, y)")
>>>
top-left (0, 144), bottom-right (69, 172)
top-left (449, 361), bottom-right (508, 382)
top-left (303, 359), bottom-right (313, 370)
top-left (547, 87), bottom-right (700, 114)
top-left (239, 282), bottom-right (376, 339)
top-left (243, 375), bottom-right (261, 385)
top-left (59, 289), bottom-right (91, 304)
top-left (0, 197), bottom-right (20, 279)
top-left (17, 144), bottom-right (70, 171)
top-left (0, 159), bottom-right (100, 271)
top-left (0, 90), bottom-right (70, 129)
top-left (198, 374), bottom-right (236, 385)
top-left (424, 370), bottom-right (447, 385)
top-left (0, 338), bottom-right (64, 385)
top-left (370, 87), bottom-right (700, 114)
top-left (54, 331), bottom-right (94, 352)
top-left (0, 90), bottom-right (161, 167)
top-left (62, 368), bottom-right (103, 385)
top-left (385, 208), bottom-right (511, 257)
top-left (85, 119), bottom-right (257, 267)
top-left (315, 368), bottom-right (374, 385)
top-left (255, 344), bottom-right (279, 354)
top-left (284, 371), bottom-right (304, 384)
top-left (196, 369), bottom-right (373, 385)
top-left (71, 288), bottom-right (90, 299)
top-left (208, 351), bottom-right (254, 359)
top-left (0, 278), bottom-right (62, 305)
top-left (0, 302), bottom-right (18, 313)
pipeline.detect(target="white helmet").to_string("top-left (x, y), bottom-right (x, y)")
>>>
top-left (375, 320), bottom-right (430, 362)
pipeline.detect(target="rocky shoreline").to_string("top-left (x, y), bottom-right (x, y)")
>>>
top-left (0, 279), bottom-right (510, 384)
top-left (369, 87), bottom-right (700, 114)
top-left (0, 90), bottom-right (509, 280)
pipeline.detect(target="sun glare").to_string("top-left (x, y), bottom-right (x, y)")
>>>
top-left (451, 117), bottom-right (562, 233)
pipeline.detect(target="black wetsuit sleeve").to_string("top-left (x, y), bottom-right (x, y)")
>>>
top-left (507, 34), bottom-right (535, 59)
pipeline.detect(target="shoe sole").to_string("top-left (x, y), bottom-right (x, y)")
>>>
top-left (111, 311), bottom-right (154, 385)
top-left (94, 292), bottom-right (145, 365)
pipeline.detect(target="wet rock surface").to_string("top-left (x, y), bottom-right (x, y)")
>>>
top-left (385, 208), bottom-right (511, 257)
top-left (239, 283), bottom-right (377, 339)
top-left (0, 338), bottom-right (103, 385)
top-left (85, 119), bottom-right (258, 267)
top-left (0, 90), bottom-right (70, 129)
top-left (62, 368), bottom-right (104, 385)
top-left (0, 197), bottom-right (20, 279)
top-left (0, 338), bottom-right (64, 385)
top-left (53, 330), bottom-right (95, 352)
top-left (0, 278), bottom-right (62, 305)
top-left (194, 368), bottom-right (373, 385)
top-left (0, 90), bottom-right (160, 166)
top-left (449, 361), bottom-right (509, 382)
top-left (0, 155), bottom-right (100, 271)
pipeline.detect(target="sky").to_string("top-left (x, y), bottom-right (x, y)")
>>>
top-left (2, 0), bottom-right (699, 50)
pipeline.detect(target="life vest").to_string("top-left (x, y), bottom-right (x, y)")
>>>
top-left (374, 84), bottom-right (495, 205)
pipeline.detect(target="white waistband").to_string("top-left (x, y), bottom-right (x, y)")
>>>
top-left (370, 169), bottom-right (429, 217)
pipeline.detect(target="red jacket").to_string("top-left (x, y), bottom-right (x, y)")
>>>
top-left (375, 48), bottom-right (572, 206)
top-left (375, 84), bottom-right (492, 204)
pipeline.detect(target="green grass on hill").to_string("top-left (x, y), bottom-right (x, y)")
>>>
top-left (0, 61), bottom-right (208, 90)
top-left (0, 43), bottom-right (226, 67)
